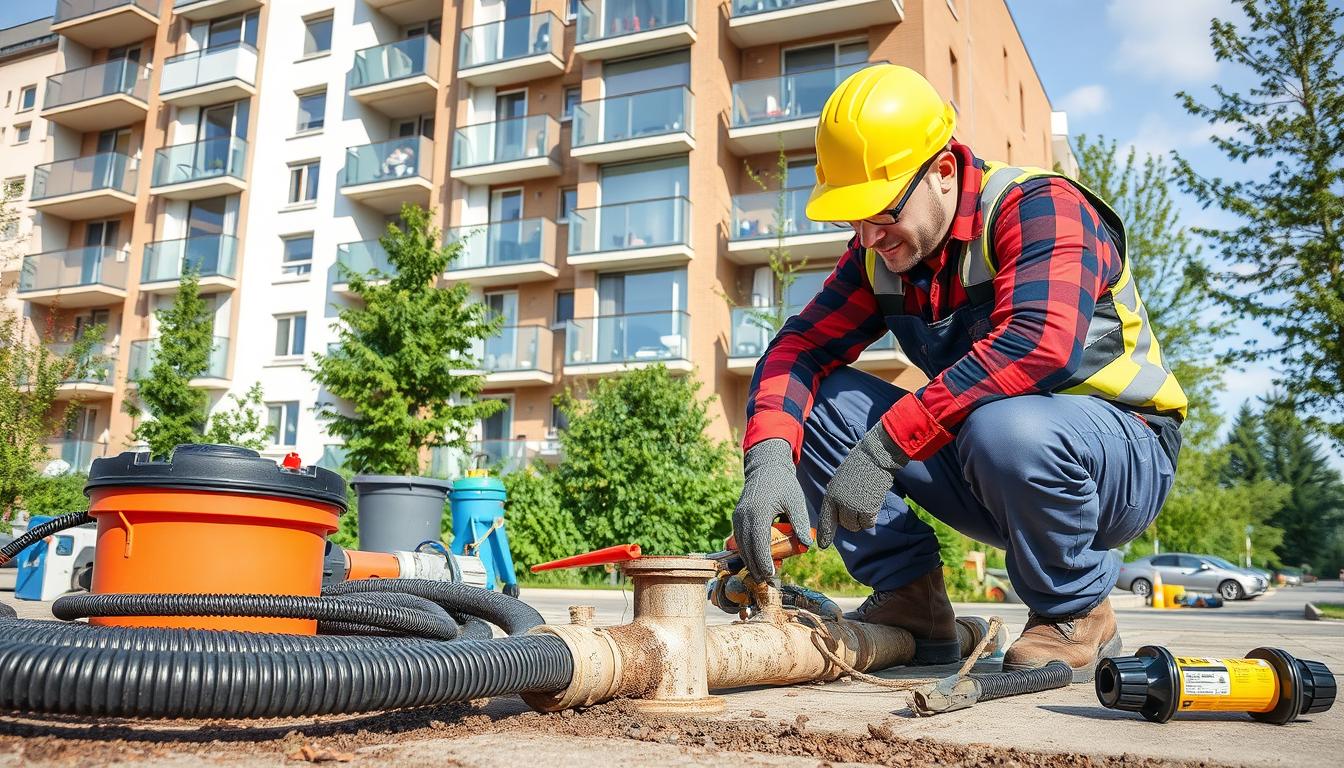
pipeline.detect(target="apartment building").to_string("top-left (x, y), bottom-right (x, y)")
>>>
top-left (16, 0), bottom-right (1060, 476)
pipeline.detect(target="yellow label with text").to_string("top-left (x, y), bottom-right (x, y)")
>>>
top-left (1175, 657), bottom-right (1279, 713)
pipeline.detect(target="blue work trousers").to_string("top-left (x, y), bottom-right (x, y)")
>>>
top-left (798, 367), bottom-right (1175, 618)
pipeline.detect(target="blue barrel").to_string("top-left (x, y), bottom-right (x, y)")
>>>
top-left (449, 472), bottom-right (517, 592)
top-left (14, 515), bottom-right (55, 601)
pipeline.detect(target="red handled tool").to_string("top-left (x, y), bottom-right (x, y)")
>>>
top-left (529, 543), bottom-right (642, 573)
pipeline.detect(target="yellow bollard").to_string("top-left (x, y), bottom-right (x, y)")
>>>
top-left (1161, 583), bottom-right (1186, 609)
top-left (1151, 571), bottom-right (1165, 609)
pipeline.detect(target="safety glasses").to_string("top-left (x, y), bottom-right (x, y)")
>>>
top-left (828, 155), bottom-right (936, 231)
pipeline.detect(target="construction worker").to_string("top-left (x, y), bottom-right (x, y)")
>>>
top-left (732, 65), bottom-right (1186, 681)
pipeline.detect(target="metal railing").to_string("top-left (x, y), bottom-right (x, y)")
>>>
top-left (731, 62), bottom-right (868, 128)
top-left (128, 336), bottom-right (229, 380)
top-left (342, 136), bottom-right (434, 187)
top-left (161, 41), bottom-right (258, 94)
top-left (459, 12), bottom-right (561, 69)
top-left (446, 218), bottom-right (556, 271)
top-left (141, 234), bottom-right (239, 283)
top-left (55, 0), bottom-right (159, 23)
top-left (350, 36), bottom-right (440, 90)
top-left (566, 310), bottom-right (690, 365)
top-left (151, 136), bottom-right (247, 187)
top-left (453, 114), bottom-right (558, 168)
top-left (568, 196), bottom-right (690, 255)
top-left (576, 0), bottom-right (691, 43)
top-left (335, 240), bottom-right (394, 279)
top-left (32, 153), bottom-right (138, 200)
top-left (731, 186), bottom-right (832, 241)
top-left (44, 59), bottom-right (150, 109)
top-left (20, 246), bottom-right (129, 293)
top-left (572, 85), bottom-right (692, 147)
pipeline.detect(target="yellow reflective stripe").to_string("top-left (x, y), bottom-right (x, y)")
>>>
top-left (865, 248), bottom-right (877, 286)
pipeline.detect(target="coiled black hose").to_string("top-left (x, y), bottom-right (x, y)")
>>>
top-left (0, 511), bottom-right (92, 565)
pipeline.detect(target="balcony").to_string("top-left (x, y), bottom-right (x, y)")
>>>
top-left (174, 0), bottom-right (264, 22)
top-left (334, 240), bottom-right (394, 296)
top-left (430, 437), bottom-right (561, 479)
top-left (450, 115), bottom-right (561, 185)
top-left (727, 186), bottom-right (852, 264)
top-left (458, 12), bottom-right (564, 87)
top-left (365, 0), bottom-right (441, 25)
top-left (727, 0), bottom-right (903, 47)
top-left (52, 0), bottom-right (160, 49)
top-left (571, 86), bottom-right (694, 163)
top-left (459, 325), bottom-right (555, 386)
top-left (349, 36), bottom-right (441, 118)
top-left (567, 196), bottom-right (691, 270)
top-left (160, 42), bottom-right (258, 107)
top-left (19, 247), bottom-right (129, 308)
top-left (43, 439), bottom-right (106, 474)
top-left (728, 62), bottom-right (868, 154)
top-left (574, 0), bottom-right (695, 61)
top-left (444, 218), bottom-right (558, 286)
top-left (139, 234), bottom-right (239, 294)
top-left (30, 153), bottom-right (139, 220)
top-left (49, 342), bottom-right (118, 399)
top-left (340, 136), bottom-right (434, 214)
top-left (151, 137), bottom-right (248, 200)
top-left (565, 310), bottom-right (691, 376)
top-left (727, 306), bottom-right (911, 374)
top-left (42, 60), bottom-right (150, 133)
top-left (128, 335), bottom-right (230, 388)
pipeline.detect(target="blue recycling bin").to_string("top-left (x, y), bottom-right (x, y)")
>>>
top-left (14, 515), bottom-right (55, 601)
top-left (449, 471), bottom-right (517, 593)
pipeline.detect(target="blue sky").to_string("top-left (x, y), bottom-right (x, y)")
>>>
top-left (0, 2), bottom-right (54, 29)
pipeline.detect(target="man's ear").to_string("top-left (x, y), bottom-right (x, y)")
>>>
top-left (935, 150), bottom-right (958, 193)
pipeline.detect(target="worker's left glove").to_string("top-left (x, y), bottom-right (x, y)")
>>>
top-left (818, 423), bottom-right (908, 549)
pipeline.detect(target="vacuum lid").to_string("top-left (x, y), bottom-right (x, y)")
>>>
top-left (85, 444), bottom-right (348, 511)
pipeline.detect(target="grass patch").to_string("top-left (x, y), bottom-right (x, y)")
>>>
top-left (1315, 602), bottom-right (1344, 620)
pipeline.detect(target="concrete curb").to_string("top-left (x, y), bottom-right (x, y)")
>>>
top-left (1305, 602), bottom-right (1322, 620)
top-left (1107, 592), bottom-right (1146, 609)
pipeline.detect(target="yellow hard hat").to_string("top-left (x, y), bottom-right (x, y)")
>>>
top-left (807, 64), bottom-right (957, 222)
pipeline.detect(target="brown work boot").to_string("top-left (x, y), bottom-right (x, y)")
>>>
top-left (844, 566), bottom-right (959, 665)
top-left (1002, 599), bottom-right (1121, 683)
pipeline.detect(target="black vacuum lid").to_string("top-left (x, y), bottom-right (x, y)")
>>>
top-left (85, 444), bottom-right (348, 511)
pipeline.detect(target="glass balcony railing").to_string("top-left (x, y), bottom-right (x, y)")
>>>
top-left (565, 310), bottom-right (690, 366)
top-left (55, 0), bottom-right (159, 22)
top-left (44, 59), bottom-right (149, 110)
top-left (335, 240), bottom-right (394, 280)
top-left (568, 196), bottom-right (690, 256)
top-left (316, 444), bottom-right (348, 471)
top-left (32, 153), bottom-right (138, 201)
top-left (731, 186), bottom-right (831, 241)
top-left (576, 0), bottom-right (691, 43)
top-left (45, 438), bottom-right (101, 473)
top-left (141, 235), bottom-right (239, 283)
top-left (151, 136), bottom-right (247, 188)
top-left (430, 439), bottom-right (545, 478)
top-left (160, 41), bottom-right (258, 95)
top-left (731, 62), bottom-right (868, 129)
top-left (472, 324), bottom-right (554, 374)
top-left (46, 341), bottom-right (118, 386)
top-left (19, 247), bottom-right (129, 293)
top-left (730, 0), bottom-right (827, 17)
top-left (342, 136), bottom-right (434, 188)
top-left (129, 336), bottom-right (228, 380)
top-left (446, 218), bottom-right (555, 271)
top-left (350, 36), bottom-right (440, 90)
top-left (459, 12), bottom-right (561, 69)
top-left (730, 306), bottom-right (895, 358)
top-left (572, 86), bottom-right (692, 148)
top-left (453, 114), bottom-right (558, 169)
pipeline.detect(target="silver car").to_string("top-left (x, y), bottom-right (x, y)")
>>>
top-left (1117, 553), bottom-right (1268, 601)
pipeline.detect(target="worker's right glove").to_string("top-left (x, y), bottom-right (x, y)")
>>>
top-left (732, 438), bottom-right (816, 583)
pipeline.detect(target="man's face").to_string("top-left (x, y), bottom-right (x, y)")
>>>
top-left (847, 152), bottom-right (958, 273)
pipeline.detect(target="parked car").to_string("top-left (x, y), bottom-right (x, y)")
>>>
top-left (1117, 553), bottom-right (1268, 601)
top-left (1274, 567), bottom-right (1304, 587)
top-left (983, 568), bottom-right (1021, 603)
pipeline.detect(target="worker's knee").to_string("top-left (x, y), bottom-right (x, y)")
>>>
top-left (957, 397), bottom-right (1071, 485)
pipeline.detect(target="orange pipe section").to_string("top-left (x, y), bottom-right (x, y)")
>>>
top-left (345, 549), bottom-right (401, 581)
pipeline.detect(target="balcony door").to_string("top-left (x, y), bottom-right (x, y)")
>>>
top-left (205, 11), bottom-right (259, 48)
top-left (198, 102), bottom-right (246, 176)
top-left (93, 128), bottom-right (131, 190)
top-left (783, 41), bottom-right (866, 116)
top-left (62, 406), bottom-right (100, 469)
top-left (185, 197), bottom-right (230, 273)
top-left (601, 50), bottom-right (689, 141)
top-left (597, 157), bottom-right (687, 250)
top-left (82, 220), bottom-right (120, 285)
top-left (596, 268), bottom-right (686, 361)
top-left (484, 290), bottom-right (519, 370)
top-left (479, 396), bottom-right (514, 467)
top-left (501, 0), bottom-right (531, 60)
top-left (103, 46), bottom-right (141, 95)
top-left (494, 90), bottom-right (527, 162)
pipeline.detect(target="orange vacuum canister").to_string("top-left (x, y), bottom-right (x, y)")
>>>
top-left (84, 444), bottom-right (346, 634)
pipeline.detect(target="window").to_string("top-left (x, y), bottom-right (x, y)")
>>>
top-left (562, 86), bottom-right (580, 121)
top-left (551, 402), bottom-right (569, 432)
top-left (288, 161), bottom-right (319, 205)
top-left (557, 186), bottom-right (576, 223)
top-left (13, 123), bottom-right (31, 144)
top-left (1151, 555), bottom-right (1178, 567)
top-left (296, 89), bottom-right (326, 133)
top-left (18, 85), bottom-right (36, 112)
top-left (267, 402), bottom-right (300, 446)
top-left (282, 234), bottom-right (313, 275)
top-left (303, 14), bottom-right (333, 56)
top-left (1, 177), bottom-right (23, 239)
top-left (948, 50), bottom-right (960, 109)
top-left (553, 290), bottom-right (574, 329)
top-left (567, 0), bottom-right (578, 20)
top-left (274, 313), bottom-right (307, 357)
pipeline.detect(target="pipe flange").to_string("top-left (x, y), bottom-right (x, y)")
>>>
top-left (625, 696), bottom-right (726, 715)
top-left (622, 556), bottom-right (720, 579)
top-left (521, 624), bottom-right (624, 712)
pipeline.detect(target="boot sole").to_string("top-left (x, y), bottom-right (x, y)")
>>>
top-left (1002, 633), bottom-right (1122, 683)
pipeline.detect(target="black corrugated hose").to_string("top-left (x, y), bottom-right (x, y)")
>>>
top-left (0, 514), bottom-right (573, 719)
top-left (0, 511), bottom-right (93, 566)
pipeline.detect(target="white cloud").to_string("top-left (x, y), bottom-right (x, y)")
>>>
top-left (1105, 0), bottom-right (1229, 83)
top-left (1059, 84), bottom-right (1109, 117)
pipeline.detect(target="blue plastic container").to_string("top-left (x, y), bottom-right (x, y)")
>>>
top-left (14, 515), bottom-right (55, 601)
top-left (449, 472), bottom-right (517, 592)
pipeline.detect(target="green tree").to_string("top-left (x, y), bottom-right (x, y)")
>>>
top-left (19, 472), bottom-right (90, 518)
top-left (311, 204), bottom-right (502, 476)
top-left (1172, 0), bottom-right (1344, 447)
top-left (123, 269), bottom-right (270, 458)
top-left (549, 365), bottom-right (740, 556)
top-left (730, 149), bottom-right (811, 334)
top-left (501, 465), bottom-right (589, 581)
top-left (1222, 402), bottom-right (1268, 484)
top-left (0, 311), bottom-right (103, 525)
top-left (1260, 396), bottom-right (1344, 568)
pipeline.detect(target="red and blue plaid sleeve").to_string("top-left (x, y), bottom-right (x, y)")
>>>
top-left (881, 177), bottom-right (1123, 459)
top-left (743, 243), bottom-right (890, 461)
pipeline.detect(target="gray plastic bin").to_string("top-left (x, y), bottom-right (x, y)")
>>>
top-left (352, 474), bottom-right (453, 553)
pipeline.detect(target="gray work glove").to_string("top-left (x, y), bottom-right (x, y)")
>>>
top-left (818, 424), bottom-right (908, 549)
top-left (732, 438), bottom-right (816, 583)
